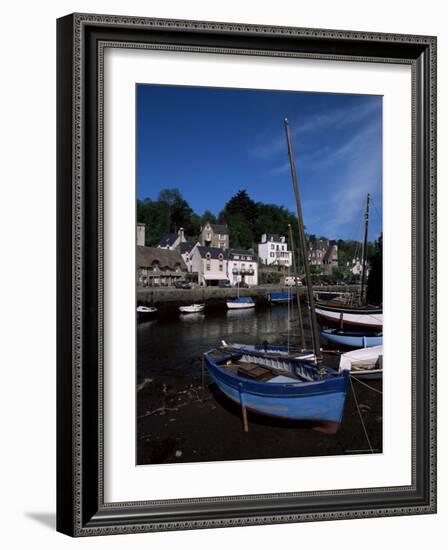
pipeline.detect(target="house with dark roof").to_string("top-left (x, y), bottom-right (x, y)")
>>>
top-left (158, 227), bottom-right (186, 250)
top-left (258, 233), bottom-right (292, 267)
top-left (191, 246), bottom-right (229, 286)
top-left (228, 249), bottom-right (258, 286)
top-left (199, 222), bottom-right (229, 249)
top-left (136, 246), bottom-right (187, 287)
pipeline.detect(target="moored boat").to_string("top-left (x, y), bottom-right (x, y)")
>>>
top-left (226, 296), bottom-right (255, 309)
top-left (339, 345), bottom-right (383, 379)
top-left (204, 348), bottom-right (349, 433)
top-left (322, 328), bottom-right (382, 348)
top-left (220, 340), bottom-right (315, 362)
top-left (267, 291), bottom-right (293, 304)
top-left (179, 303), bottom-right (205, 314)
top-left (316, 306), bottom-right (383, 331)
top-left (137, 305), bottom-right (158, 315)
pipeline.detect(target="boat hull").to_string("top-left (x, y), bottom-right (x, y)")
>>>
top-left (204, 351), bottom-right (349, 432)
top-left (179, 304), bottom-right (205, 313)
top-left (316, 307), bottom-right (383, 330)
top-left (322, 329), bottom-right (382, 348)
top-left (226, 302), bottom-right (255, 309)
top-left (268, 292), bottom-right (293, 304)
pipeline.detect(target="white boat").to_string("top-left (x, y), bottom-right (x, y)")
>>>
top-left (316, 307), bottom-right (383, 330)
top-left (179, 303), bottom-right (205, 314)
top-left (226, 296), bottom-right (255, 309)
top-left (137, 305), bottom-right (158, 314)
top-left (339, 345), bottom-right (383, 379)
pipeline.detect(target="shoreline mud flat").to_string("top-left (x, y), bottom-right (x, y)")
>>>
top-left (136, 359), bottom-right (382, 465)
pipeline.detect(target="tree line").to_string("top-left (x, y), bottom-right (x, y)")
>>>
top-left (137, 187), bottom-right (380, 269)
top-left (137, 188), bottom-right (300, 250)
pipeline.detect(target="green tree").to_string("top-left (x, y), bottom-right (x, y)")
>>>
top-left (200, 210), bottom-right (217, 225)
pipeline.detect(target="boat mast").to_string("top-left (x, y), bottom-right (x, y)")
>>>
top-left (360, 193), bottom-right (370, 305)
top-left (284, 119), bottom-right (322, 362)
top-left (288, 223), bottom-right (306, 350)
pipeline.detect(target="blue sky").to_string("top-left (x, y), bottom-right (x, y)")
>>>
top-left (137, 84), bottom-right (382, 240)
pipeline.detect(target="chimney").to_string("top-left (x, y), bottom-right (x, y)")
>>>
top-left (178, 227), bottom-right (185, 242)
top-left (136, 223), bottom-right (145, 246)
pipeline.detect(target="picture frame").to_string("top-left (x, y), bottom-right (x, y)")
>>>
top-left (56, 13), bottom-right (437, 536)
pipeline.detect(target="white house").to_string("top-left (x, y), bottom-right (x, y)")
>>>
top-left (178, 241), bottom-right (199, 274)
top-left (227, 249), bottom-right (258, 286)
top-left (258, 234), bottom-right (292, 267)
top-left (191, 246), bottom-right (229, 286)
top-left (349, 257), bottom-right (369, 277)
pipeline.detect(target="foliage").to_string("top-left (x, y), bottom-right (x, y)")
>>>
top-left (137, 188), bottom-right (199, 246)
top-left (259, 271), bottom-right (282, 284)
top-left (366, 234), bottom-right (383, 306)
top-left (137, 187), bottom-right (381, 285)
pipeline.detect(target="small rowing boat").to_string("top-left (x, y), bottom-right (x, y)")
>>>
top-left (322, 328), bottom-right (382, 348)
top-left (339, 345), bottom-right (383, 379)
top-left (137, 305), bottom-right (157, 315)
top-left (226, 296), bottom-right (255, 310)
top-left (204, 348), bottom-right (349, 433)
top-left (179, 303), bottom-right (205, 314)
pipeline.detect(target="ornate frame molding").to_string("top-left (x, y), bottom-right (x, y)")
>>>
top-left (57, 13), bottom-right (437, 536)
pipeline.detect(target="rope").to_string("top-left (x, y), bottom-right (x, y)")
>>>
top-left (349, 377), bottom-right (374, 453)
top-left (352, 375), bottom-right (383, 394)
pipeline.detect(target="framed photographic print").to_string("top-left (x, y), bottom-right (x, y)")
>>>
top-left (56, 13), bottom-right (437, 536)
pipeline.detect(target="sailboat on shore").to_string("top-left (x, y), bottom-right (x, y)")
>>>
top-left (316, 193), bottom-right (383, 334)
top-left (203, 118), bottom-right (349, 433)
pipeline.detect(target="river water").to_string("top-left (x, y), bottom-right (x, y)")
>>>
top-left (136, 302), bottom-right (382, 465)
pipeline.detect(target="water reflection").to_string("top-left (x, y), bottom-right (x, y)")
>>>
top-left (137, 304), bottom-right (309, 380)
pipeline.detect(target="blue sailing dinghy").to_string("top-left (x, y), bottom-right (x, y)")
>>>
top-left (322, 328), bottom-right (382, 348)
top-left (203, 348), bottom-right (349, 433)
top-left (267, 291), bottom-right (292, 304)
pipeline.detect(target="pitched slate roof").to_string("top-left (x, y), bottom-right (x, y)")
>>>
top-left (208, 224), bottom-right (229, 235)
top-left (158, 233), bottom-right (178, 247)
top-left (196, 246), bottom-right (229, 260)
top-left (178, 241), bottom-right (198, 254)
top-left (136, 246), bottom-right (187, 270)
top-left (229, 249), bottom-right (256, 261)
top-left (265, 233), bottom-right (283, 243)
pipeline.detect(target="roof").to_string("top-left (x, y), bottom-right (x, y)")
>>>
top-left (136, 246), bottom-right (187, 270)
top-left (178, 241), bottom-right (198, 254)
top-left (196, 246), bottom-right (229, 260)
top-left (203, 223), bottom-right (229, 235)
top-left (158, 233), bottom-right (178, 247)
top-left (263, 233), bottom-right (284, 243)
top-left (229, 249), bottom-right (256, 261)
